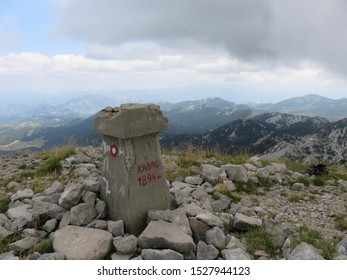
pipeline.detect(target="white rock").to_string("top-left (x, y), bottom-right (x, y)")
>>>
top-left (53, 225), bottom-right (113, 260)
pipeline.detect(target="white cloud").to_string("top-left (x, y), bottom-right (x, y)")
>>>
top-left (0, 50), bottom-right (341, 95)
top-left (50, 0), bottom-right (347, 78)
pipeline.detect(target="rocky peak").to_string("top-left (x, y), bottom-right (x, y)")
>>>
top-left (0, 147), bottom-right (346, 260)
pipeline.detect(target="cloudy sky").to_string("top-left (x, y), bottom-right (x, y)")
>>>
top-left (1, 0), bottom-right (347, 102)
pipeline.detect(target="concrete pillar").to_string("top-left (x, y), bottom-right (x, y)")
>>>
top-left (93, 103), bottom-right (170, 235)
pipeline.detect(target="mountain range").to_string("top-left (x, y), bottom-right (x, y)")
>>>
top-left (0, 94), bottom-right (346, 163)
top-left (161, 113), bottom-right (347, 164)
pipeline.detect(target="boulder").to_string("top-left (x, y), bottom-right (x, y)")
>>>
top-left (58, 183), bottom-right (84, 210)
top-left (196, 212), bottom-right (224, 228)
top-left (141, 249), bottom-right (183, 260)
top-left (8, 237), bottom-right (39, 253)
top-left (52, 225), bottom-right (113, 260)
top-left (189, 217), bottom-right (211, 243)
top-left (201, 164), bottom-right (221, 185)
top-left (205, 227), bottom-right (226, 250)
top-left (10, 189), bottom-right (34, 202)
top-left (113, 235), bottom-right (138, 254)
top-left (138, 220), bottom-right (196, 254)
top-left (221, 248), bottom-right (252, 260)
top-left (221, 164), bottom-right (248, 183)
top-left (196, 241), bottom-right (219, 260)
top-left (185, 175), bottom-right (203, 186)
top-left (287, 242), bottom-right (324, 260)
top-left (107, 220), bottom-right (124, 237)
top-left (69, 203), bottom-right (98, 226)
top-left (233, 213), bottom-right (262, 231)
top-left (32, 200), bottom-right (66, 220)
top-left (42, 181), bottom-right (65, 196)
top-left (337, 235), bottom-right (347, 255)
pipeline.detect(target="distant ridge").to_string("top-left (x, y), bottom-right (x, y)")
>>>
top-left (252, 94), bottom-right (347, 121)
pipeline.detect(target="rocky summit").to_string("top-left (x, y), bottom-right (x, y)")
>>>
top-left (0, 146), bottom-right (347, 260)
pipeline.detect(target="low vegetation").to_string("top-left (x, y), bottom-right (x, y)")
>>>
top-left (37, 145), bottom-right (76, 175)
top-left (0, 195), bottom-right (10, 213)
top-left (334, 214), bottom-right (347, 231)
top-left (0, 144), bottom-right (77, 197)
top-left (292, 224), bottom-right (339, 260)
top-left (244, 227), bottom-right (278, 257)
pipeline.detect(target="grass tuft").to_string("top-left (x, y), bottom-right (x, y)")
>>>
top-left (245, 227), bottom-right (278, 257)
top-left (293, 224), bottom-right (338, 259)
top-left (37, 145), bottom-right (76, 175)
top-left (0, 196), bottom-right (11, 213)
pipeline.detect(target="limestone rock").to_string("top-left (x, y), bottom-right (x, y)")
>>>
top-left (170, 187), bottom-right (184, 208)
top-left (287, 242), bottom-right (324, 260)
top-left (0, 214), bottom-right (11, 230)
top-left (0, 251), bottom-right (19, 260)
top-left (58, 183), bottom-right (84, 210)
top-left (185, 175), bottom-right (203, 186)
top-left (222, 248), bottom-right (252, 260)
top-left (111, 253), bottom-right (133, 260)
top-left (141, 249), bottom-right (183, 260)
top-left (201, 164), bottom-right (221, 185)
top-left (0, 225), bottom-right (11, 238)
top-left (10, 189), bottom-right (34, 202)
top-left (138, 220), bottom-right (196, 254)
top-left (6, 204), bottom-right (33, 230)
top-left (70, 203), bottom-right (97, 226)
top-left (233, 213), bottom-right (262, 231)
top-left (107, 220), bottom-right (124, 237)
top-left (337, 235), bottom-right (347, 255)
top-left (52, 225), bottom-right (113, 260)
top-left (87, 219), bottom-right (108, 230)
top-left (148, 208), bottom-right (192, 235)
top-left (221, 164), bottom-right (248, 183)
top-left (189, 217), bottom-right (211, 243)
top-left (183, 203), bottom-right (207, 217)
top-left (95, 198), bottom-right (107, 219)
top-left (8, 237), bottom-right (39, 253)
top-left (197, 241), bottom-right (219, 260)
top-left (113, 235), bottom-right (138, 254)
top-left (212, 198), bottom-right (231, 213)
top-left (42, 219), bottom-right (57, 233)
top-left (42, 181), bottom-right (65, 196)
top-left (32, 200), bottom-right (66, 220)
top-left (226, 235), bottom-right (246, 251)
top-left (196, 212), bottom-right (224, 228)
top-left (205, 227), bottom-right (226, 250)
top-left (37, 253), bottom-right (65, 260)
top-left (83, 177), bottom-right (101, 192)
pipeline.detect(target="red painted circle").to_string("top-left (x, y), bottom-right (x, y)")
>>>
top-left (110, 144), bottom-right (118, 158)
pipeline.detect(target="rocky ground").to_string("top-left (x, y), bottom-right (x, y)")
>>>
top-left (0, 146), bottom-right (347, 260)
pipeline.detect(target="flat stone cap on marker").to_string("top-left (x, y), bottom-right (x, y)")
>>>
top-left (94, 103), bottom-right (168, 139)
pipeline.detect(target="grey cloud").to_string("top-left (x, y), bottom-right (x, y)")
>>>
top-left (52, 0), bottom-right (347, 73)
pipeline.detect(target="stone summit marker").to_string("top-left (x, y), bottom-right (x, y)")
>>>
top-left (94, 103), bottom-right (170, 235)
